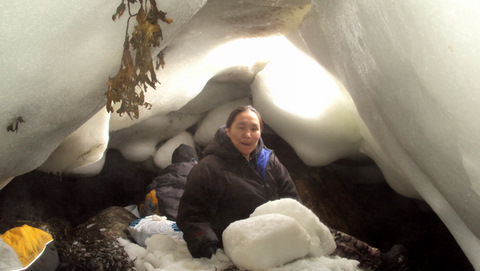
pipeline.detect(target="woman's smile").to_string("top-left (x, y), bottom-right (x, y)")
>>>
top-left (226, 110), bottom-right (261, 160)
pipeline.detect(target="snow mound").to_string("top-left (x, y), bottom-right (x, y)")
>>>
top-left (250, 198), bottom-right (336, 257)
top-left (223, 213), bottom-right (310, 270)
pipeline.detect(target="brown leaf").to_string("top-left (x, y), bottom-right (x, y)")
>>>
top-left (156, 51), bottom-right (165, 69)
top-left (106, 0), bottom-right (171, 119)
top-left (159, 10), bottom-right (173, 24)
top-left (112, 2), bottom-right (126, 21)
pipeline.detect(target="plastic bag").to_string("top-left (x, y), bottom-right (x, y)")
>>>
top-left (128, 215), bottom-right (183, 247)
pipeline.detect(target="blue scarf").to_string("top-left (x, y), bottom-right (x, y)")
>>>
top-left (255, 148), bottom-right (272, 180)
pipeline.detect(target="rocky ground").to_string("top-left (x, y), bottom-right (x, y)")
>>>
top-left (0, 133), bottom-right (474, 270)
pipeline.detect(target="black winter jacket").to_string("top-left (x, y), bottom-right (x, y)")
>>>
top-left (177, 126), bottom-right (299, 258)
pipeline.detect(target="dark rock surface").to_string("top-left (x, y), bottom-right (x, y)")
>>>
top-left (0, 135), bottom-right (475, 271)
top-left (0, 150), bottom-right (154, 270)
top-left (59, 206), bottom-right (136, 270)
top-left (0, 149), bottom-right (155, 227)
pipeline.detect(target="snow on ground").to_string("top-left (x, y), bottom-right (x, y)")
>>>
top-left (121, 199), bottom-right (360, 271)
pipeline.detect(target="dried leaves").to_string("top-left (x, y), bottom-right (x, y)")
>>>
top-left (106, 0), bottom-right (172, 119)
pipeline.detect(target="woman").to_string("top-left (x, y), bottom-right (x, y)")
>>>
top-left (177, 105), bottom-right (407, 270)
top-left (177, 105), bottom-right (298, 258)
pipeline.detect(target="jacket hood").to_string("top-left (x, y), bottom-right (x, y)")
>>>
top-left (172, 144), bottom-right (199, 163)
top-left (203, 125), bottom-right (264, 161)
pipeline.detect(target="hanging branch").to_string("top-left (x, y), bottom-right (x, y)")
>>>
top-left (106, 0), bottom-right (173, 119)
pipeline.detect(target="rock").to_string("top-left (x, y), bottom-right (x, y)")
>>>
top-left (61, 206), bottom-right (137, 270)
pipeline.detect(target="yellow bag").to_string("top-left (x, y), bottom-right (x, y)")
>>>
top-left (0, 224), bottom-right (58, 271)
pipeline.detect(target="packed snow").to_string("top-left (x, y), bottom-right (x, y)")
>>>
top-left (250, 198), bottom-right (336, 258)
top-left (1, 0), bottom-right (480, 269)
top-left (224, 214), bottom-right (312, 270)
top-left (122, 199), bottom-right (360, 271)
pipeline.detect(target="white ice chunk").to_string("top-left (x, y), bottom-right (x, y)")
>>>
top-left (64, 154), bottom-right (106, 177)
top-left (37, 108), bottom-right (110, 174)
top-left (109, 113), bottom-right (201, 162)
top-left (142, 234), bottom-right (232, 271)
top-left (250, 198), bottom-right (336, 257)
top-left (153, 131), bottom-right (196, 169)
top-left (251, 39), bottom-right (362, 166)
top-left (299, 1), bottom-right (480, 267)
top-left (223, 213), bottom-right (310, 270)
top-left (118, 237), bottom-right (147, 262)
top-left (269, 256), bottom-right (360, 271)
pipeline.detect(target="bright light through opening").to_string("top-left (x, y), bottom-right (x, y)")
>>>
top-left (206, 36), bottom-right (344, 118)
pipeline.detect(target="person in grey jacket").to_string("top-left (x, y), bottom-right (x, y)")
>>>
top-left (140, 144), bottom-right (198, 221)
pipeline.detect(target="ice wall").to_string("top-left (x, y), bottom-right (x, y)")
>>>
top-left (0, 0), bottom-right (207, 188)
top-left (298, 0), bottom-right (480, 267)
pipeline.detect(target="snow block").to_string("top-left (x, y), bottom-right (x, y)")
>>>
top-left (250, 198), bottom-right (336, 257)
top-left (223, 213), bottom-right (310, 270)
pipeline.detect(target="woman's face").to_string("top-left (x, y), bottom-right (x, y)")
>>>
top-left (226, 110), bottom-right (261, 160)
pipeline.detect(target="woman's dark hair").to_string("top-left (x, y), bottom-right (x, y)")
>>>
top-left (226, 105), bottom-right (264, 131)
